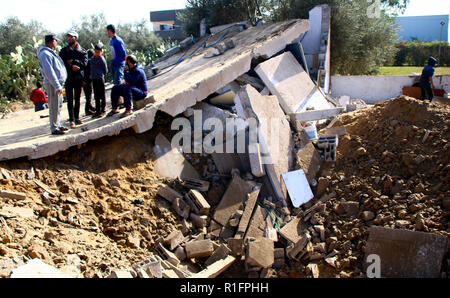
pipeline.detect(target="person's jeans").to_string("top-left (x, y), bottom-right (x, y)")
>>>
top-left (111, 63), bottom-right (125, 86)
top-left (111, 84), bottom-right (147, 109)
top-left (65, 79), bottom-right (82, 122)
top-left (83, 79), bottom-right (94, 113)
top-left (419, 80), bottom-right (434, 101)
top-left (35, 103), bottom-right (46, 112)
top-left (92, 78), bottom-right (106, 114)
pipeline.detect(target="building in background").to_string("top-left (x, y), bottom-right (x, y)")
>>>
top-left (395, 15), bottom-right (449, 42)
top-left (150, 9), bottom-right (186, 40)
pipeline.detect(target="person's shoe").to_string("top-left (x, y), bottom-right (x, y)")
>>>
top-left (52, 129), bottom-right (65, 135)
top-left (58, 126), bottom-right (69, 132)
top-left (70, 122), bottom-right (76, 129)
top-left (107, 109), bottom-right (119, 117)
top-left (85, 110), bottom-right (95, 116)
top-left (75, 119), bottom-right (83, 125)
top-left (99, 112), bottom-right (106, 117)
top-left (120, 109), bottom-right (133, 118)
top-left (92, 113), bottom-right (102, 119)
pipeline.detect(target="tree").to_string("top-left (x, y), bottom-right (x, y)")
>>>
top-left (0, 17), bottom-right (47, 55)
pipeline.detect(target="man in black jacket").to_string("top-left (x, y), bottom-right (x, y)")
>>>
top-left (59, 31), bottom-right (88, 128)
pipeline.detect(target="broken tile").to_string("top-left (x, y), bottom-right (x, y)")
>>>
top-left (282, 170), bottom-right (314, 208)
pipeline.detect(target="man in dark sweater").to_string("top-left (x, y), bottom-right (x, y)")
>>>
top-left (59, 31), bottom-right (88, 128)
top-left (90, 44), bottom-right (108, 118)
top-left (108, 55), bottom-right (148, 118)
top-left (419, 57), bottom-right (437, 101)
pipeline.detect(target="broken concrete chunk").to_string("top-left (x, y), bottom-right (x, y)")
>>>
top-left (294, 108), bottom-right (345, 122)
top-left (172, 198), bottom-right (191, 219)
top-left (227, 238), bottom-right (244, 256)
top-left (364, 226), bottom-right (448, 278)
top-left (279, 216), bottom-right (308, 244)
top-left (236, 74), bottom-right (265, 91)
top-left (10, 259), bottom-right (72, 278)
top-left (235, 86), bottom-right (294, 201)
top-left (174, 247), bottom-right (187, 261)
top-left (245, 205), bottom-right (268, 240)
top-left (185, 190), bottom-right (210, 215)
top-left (248, 143), bottom-right (266, 178)
top-left (190, 213), bottom-right (208, 229)
top-left (142, 260), bottom-right (162, 278)
top-left (190, 255), bottom-right (237, 278)
top-left (133, 94), bottom-right (155, 110)
top-left (306, 263), bottom-right (319, 278)
top-left (153, 133), bottom-right (200, 180)
top-left (164, 230), bottom-right (185, 251)
top-left (282, 170), bottom-right (314, 208)
top-left (156, 243), bottom-right (181, 267)
top-left (324, 126), bottom-right (347, 136)
top-left (255, 51), bottom-right (316, 114)
top-left (286, 233), bottom-right (311, 260)
top-left (0, 168), bottom-right (12, 180)
top-left (205, 244), bottom-right (232, 266)
top-left (246, 238), bottom-right (274, 269)
top-left (213, 176), bottom-right (254, 226)
top-left (185, 240), bottom-right (214, 259)
top-left (296, 142), bottom-right (322, 183)
top-left (157, 186), bottom-right (183, 203)
top-left (0, 189), bottom-right (26, 201)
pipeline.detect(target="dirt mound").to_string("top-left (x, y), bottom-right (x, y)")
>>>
top-left (294, 96), bottom-right (450, 278)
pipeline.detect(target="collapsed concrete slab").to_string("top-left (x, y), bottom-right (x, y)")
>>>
top-left (293, 107), bottom-right (344, 122)
top-left (364, 226), bottom-right (448, 278)
top-left (235, 86), bottom-right (294, 201)
top-left (0, 20), bottom-right (310, 161)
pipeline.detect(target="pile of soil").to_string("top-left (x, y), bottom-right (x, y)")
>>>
top-left (283, 96), bottom-right (449, 278)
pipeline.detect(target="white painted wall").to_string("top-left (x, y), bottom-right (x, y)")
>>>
top-left (301, 6), bottom-right (322, 54)
top-left (331, 75), bottom-right (450, 103)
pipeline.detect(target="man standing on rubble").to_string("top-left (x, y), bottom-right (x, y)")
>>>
top-left (419, 57), bottom-right (437, 101)
top-left (107, 55), bottom-right (148, 118)
top-left (59, 31), bottom-right (88, 128)
top-left (37, 34), bottom-right (68, 135)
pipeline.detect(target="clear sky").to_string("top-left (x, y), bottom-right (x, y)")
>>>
top-left (0, 0), bottom-right (448, 33)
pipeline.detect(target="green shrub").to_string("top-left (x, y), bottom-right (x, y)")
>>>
top-left (393, 41), bottom-right (450, 66)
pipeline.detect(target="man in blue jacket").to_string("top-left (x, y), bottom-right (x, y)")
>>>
top-left (108, 55), bottom-right (148, 118)
top-left (37, 34), bottom-right (68, 135)
top-left (419, 57), bottom-right (437, 101)
top-left (107, 24), bottom-right (127, 86)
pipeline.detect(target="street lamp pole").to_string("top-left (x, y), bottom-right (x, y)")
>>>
top-left (438, 21), bottom-right (446, 64)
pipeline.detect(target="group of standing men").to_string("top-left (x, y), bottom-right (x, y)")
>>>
top-left (37, 24), bottom-right (148, 135)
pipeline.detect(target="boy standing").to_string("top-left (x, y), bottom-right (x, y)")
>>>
top-left (106, 24), bottom-right (127, 86)
top-left (83, 49), bottom-right (96, 116)
top-left (90, 44), bottom-right (108, 118)
top-left (30, 81), bottom-right (48, 112)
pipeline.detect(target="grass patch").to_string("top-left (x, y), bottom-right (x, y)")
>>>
top-left (378, 67), bottom-right (450, 76)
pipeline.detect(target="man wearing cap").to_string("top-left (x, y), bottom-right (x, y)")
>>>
top-left (59, 31), bottom-right (88, 128)
top-left (37, 34), bottom-right (68, 135)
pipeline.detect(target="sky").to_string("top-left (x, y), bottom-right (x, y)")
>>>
top-left (0, 0), bottom-right (448, 33)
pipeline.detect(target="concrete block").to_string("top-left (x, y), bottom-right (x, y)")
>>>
top-left (213, 176), bottom-right (254, 226)
top-left (255, 51), bottom-right (315, 114)
top-left (156, 243), bottom-right (181, 267)
top-left (182, 178), bottom-right (210, 192)
top-left (133, 94), bottom-right (155, 110)
top-left (364, 226), bottom-right (448, 278)
top-left (153, 133), bottom-right (200, 180)
top-left (185, 240), bottom-right (214, 259)
top-left (205, 244), bottom-right (232, 266)
top-left (246, 238), bottom-right (274, 268)
top-left (0, 189), bottom-right (26, 201)
top-left (172, 198), bottom-right (191, 219)
top-left (190, 213), bottom-right (208, 229)
top-left (235, 86), bottom-right (294, 201)
top-left (190, 255), bottom-right (236, 278)
top-left (185, 190), bottom-right (210, 215)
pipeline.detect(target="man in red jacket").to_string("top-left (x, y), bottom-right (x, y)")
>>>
top-left (30, 81), bottom-right (48, 112)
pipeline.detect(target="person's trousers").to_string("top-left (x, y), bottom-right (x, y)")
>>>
top-left (111, 84), bottom-right (147, 109)
top-left (92, 78), bottom-right (106, 114)
top-left (419, 80), bottom-right (434, 101)
top-left (83, 79), bottom-right (94, 113)
top-left (35, 103), bottom-right (46, 112)
top-left (111, 63), bottom-right (125, 86)
top-left (65, 79), bottom-right (82, 122)
top-left (44, 82), bottom-right (63, 133)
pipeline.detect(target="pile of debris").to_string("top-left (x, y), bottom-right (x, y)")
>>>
top-left (0, 10), bottom-right (449, 278)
